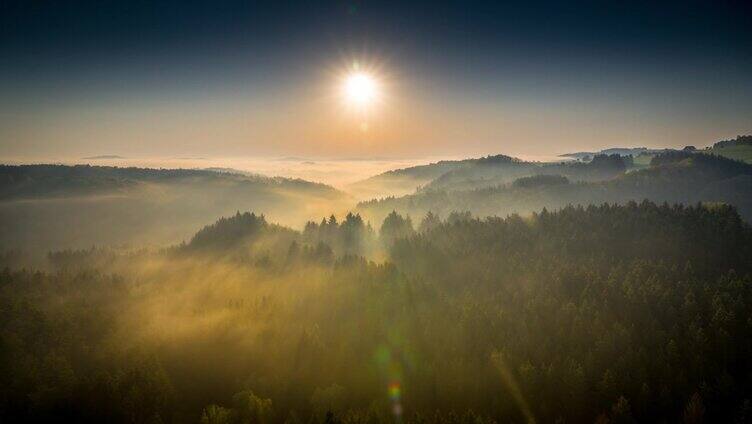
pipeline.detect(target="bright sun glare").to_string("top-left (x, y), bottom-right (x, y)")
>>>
top-left (344, 72), bottom-right (378, 106)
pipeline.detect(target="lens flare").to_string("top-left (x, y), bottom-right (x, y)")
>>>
top-left (388, 381), bottom-right (402, 401)
top-left (388, 381), bottom-right (403, 419)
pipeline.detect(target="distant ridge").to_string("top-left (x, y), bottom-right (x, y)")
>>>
top-left (82, 155), bottom-right (125, 160)
top-left (0, 164), bottom-right (343, 201)
top-left (201, 167), bottom-right (252, 176)
top-left (560, 148), bottom-right (662, 159)
top-left (0, 163), bottom-right (352, 251)
top-left (356, 150), bottom-right (752, 224)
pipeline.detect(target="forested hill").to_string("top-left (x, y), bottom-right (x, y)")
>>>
top-left (420, 153), bottom-right (628, 192)
top-left (0, 165), bottom-right (351, 253)
top-left (347, 153), bottom-right (631, 198)
top-left (706, 135), bottom-right (752, 163)
top-left (346, 157), bottom-right (479, 199)
top-left (357, 151), bottom-right (752, 224)
top-left (0, 164), bottom-right (338, 200)
top-left (712, 135), bottom-right (752, 149)
top-left (352, 135), bottom-right (752, 201)
top-left (3, 202), bottom-right (752, 422)
top-left (360, 156), bottom-right (485, 182)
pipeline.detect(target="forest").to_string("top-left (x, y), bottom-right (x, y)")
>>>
top-left (2, 200), bottom-right (752, 423)
top-left (0, 165), bottom-right (351, 256)
top-left (3, 0), bottom-right (751, 419)
top-left (357, 151), bottom-right (752, 225)
top-left (1, 147), bottom-right (752, 423)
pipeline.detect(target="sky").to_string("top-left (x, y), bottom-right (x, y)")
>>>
top-left (1, 0), bottom-right (751, 161)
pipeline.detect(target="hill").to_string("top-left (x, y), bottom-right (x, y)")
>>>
top-left (701, 136), bottom-right (752, 163)
top-left (421, 153), bottom-right (629, 192)
top-left (560, 147), bottom-right (652, 159)
top-left (346, 156), bottom-right (476, 199)
top-left (711, 135), bottom-right (752, 149)
top-left (0, 165), bottom-right (351, 253)
top-left (348, 153), bottom-right (630, 198)
top-left (357, 151), bottom-right (752, 224)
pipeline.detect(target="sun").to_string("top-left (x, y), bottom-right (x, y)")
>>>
top-left (343, 72), bottom-right (378, 106)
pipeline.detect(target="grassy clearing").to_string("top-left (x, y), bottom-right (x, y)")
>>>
top-left (705, 145), bottom-right (752, 163)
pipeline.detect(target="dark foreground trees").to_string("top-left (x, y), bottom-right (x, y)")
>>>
top-left (1, 201), bottom-right (752, 423)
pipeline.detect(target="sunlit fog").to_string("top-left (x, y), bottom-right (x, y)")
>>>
top-left (1, 1), bottom-right (752, 423)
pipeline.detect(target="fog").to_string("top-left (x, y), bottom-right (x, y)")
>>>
top-left (4, 201), bottom-right (752, 422)
top-left (0, 156), bottom-right (448, 191)
top-left (0, 154), bottom-right (572, 191)
top-left (0, 167), bottom-right (355, 258)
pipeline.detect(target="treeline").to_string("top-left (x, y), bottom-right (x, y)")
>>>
top-left (0, 165), bottom-right (350, 254)
top-left (357, 151), bottom-right (752, 224)
top-left (0, 164), bottom-right (339, 201)
top-left (350, 153), bottom-right (632, 199)
top-left (302, 213), bottom-right (377, 257)
top-left (186, 212), bottom-right (295, 252)
top-left (419, 153), bottom-right (629, 193)
top-left (1, 202), bottom-right (752, 422)
top-left (713, 135), bottom-right (752, 149)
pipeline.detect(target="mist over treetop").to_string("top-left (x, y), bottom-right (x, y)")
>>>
top-left (2, 0), bottom-right (752, 420)
top-left (3, 200), bottom-right (752, 422)
top-left (357, 150), bottom-right (752, 225)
